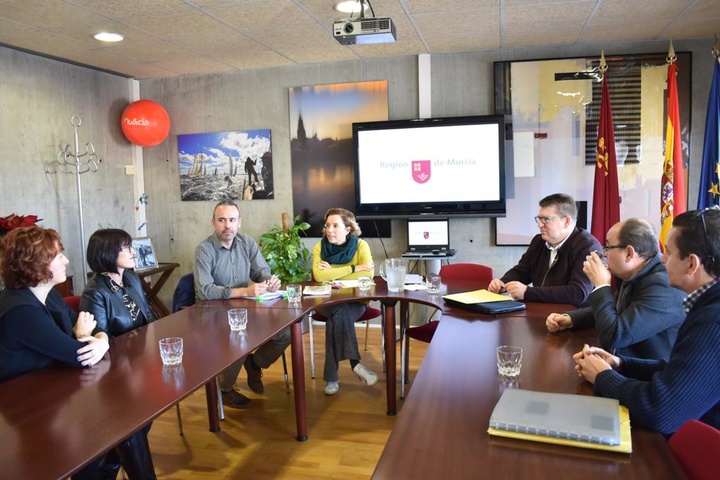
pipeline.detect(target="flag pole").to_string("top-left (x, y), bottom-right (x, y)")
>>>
top-left (697, 35), bottom-right (720, 209)
top-left (660, 40), bottom-right (686, 251)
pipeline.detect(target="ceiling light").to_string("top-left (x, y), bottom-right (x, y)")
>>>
top-left (94, 32), bottom-right (124, 42)
top-left (335, 1), bottom-right (369, 14)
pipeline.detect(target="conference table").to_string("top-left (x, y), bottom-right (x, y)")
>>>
top-left (0, 277), bottom-right (685, 478)
top-left (372, 293), bottom-right (687, 478)
top-left (0, 305), bottom-right (300, 479)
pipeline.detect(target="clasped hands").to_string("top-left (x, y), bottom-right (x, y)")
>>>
top-left (573, 344), bottom-right (620, 384)
top-left (73, 311), bottom-right (109, 367)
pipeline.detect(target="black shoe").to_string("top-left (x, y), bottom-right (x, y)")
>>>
top-left (221, 389), bottom-right (251, 409)
top-left (244, 355), bottom-right (264, 393)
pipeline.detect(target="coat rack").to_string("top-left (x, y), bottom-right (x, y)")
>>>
top-left (45, 115), bottom-right (100, 286)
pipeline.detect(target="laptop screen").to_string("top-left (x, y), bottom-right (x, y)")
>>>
top-left (407, 218), bottom-right (450, 252)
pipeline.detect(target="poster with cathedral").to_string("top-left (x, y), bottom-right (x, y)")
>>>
top-left (177, 129), bottom-right (273, 201)
top-left (288, 81), bottom-right (390, 238)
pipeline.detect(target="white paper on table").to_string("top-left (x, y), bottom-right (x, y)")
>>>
top-left (303, 285), bottom-right (332, 296)
top-left (405, 274), bottom-right (424, 284)
top-left (403, 284), bottom-right (427, 291)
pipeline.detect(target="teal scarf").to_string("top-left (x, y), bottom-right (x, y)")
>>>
top-left (321, 235), bottom-right (359, 265)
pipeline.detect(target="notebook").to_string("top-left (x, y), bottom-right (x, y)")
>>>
top-left (488, 389), bottom-right (629, 451)
top-left (443, 289), bottom-right (526, 314)
top-left (402, 218), bottom-right (454, 256)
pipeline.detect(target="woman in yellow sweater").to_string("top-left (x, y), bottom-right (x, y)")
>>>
top-left (312, 208), bottom-right (376, 395)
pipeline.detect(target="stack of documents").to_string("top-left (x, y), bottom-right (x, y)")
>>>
top-left (443, 289), bottom-right (526, 314)
top-left (488, 389), bottom-right (632, 453)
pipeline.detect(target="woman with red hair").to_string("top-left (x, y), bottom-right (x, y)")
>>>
top-left (0, 226), bottom-right (109, 381)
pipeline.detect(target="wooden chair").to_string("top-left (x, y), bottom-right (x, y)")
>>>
top-left (400, 263), bottom-right (493, 397)
top-left (307, 303), bottom-right (384, 379)
top-left (668, 419), bottom-right (720, 480)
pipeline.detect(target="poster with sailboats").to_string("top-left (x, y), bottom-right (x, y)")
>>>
top-left (177, 129), bottom-right (273, 201)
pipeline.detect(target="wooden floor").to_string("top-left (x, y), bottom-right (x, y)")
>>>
top-left (149, 325), bottom-right (429, 479)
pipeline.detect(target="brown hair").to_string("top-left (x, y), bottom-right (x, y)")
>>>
top-left (0, 226), bottom-right (64, 289)
top-left (323, 208), bottom-right (362, 237)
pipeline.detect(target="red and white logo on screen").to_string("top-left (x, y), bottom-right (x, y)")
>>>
top-left (412, 160), bottom-right (431, 184)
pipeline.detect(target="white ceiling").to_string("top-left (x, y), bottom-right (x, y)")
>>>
top-left (0, 0), bottom-right (718, 79)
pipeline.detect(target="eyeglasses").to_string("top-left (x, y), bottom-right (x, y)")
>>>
top-left (602, 244), bottom-right (626, 255)
top-left (534, 216), bottom-right (559, 225)
top-left (121, 245), bottom-right (134, 253)
top-left (323, 223), bottom-right (345, 230)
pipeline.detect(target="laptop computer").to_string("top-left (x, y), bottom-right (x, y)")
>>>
top-left (489, 389), bottom-right (622, 446)
top-left (402, 218), bottom-right (455, 257)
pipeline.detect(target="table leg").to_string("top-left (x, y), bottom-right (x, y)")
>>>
top-left (381, 300), bottom-right (398, 416)
top-left (205, 379), bottom-right (220, 432)
top-left (291, 320), bottom-right (308, 441)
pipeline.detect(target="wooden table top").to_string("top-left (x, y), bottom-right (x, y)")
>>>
top-left (0, 305), bottom-right (298, 479)
top-left (373, 307), bottom-right (686, 479)
top-left (1, 277), bottom-right (683, 479)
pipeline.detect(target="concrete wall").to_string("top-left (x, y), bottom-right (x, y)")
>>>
top-left (0, 47), bottom-right (136, 290)
top-left (0, 37), bottom-right (715, 307)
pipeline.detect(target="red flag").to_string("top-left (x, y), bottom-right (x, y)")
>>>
top-left (591, 72), bottom-right (621, 244)
top-left (660, 62), bottom-right (687, 251)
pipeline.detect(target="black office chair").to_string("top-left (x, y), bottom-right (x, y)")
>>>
top-left (171, 273), bottom-right (218, 435)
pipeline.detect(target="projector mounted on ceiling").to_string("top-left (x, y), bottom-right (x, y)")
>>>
top-left (333, 17), bottom-right (396, 45)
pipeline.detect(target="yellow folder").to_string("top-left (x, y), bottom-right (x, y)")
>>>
top-left (488, 405), bottom-right (632, 454)
top-left (443, 289), bottom-right (511, 304)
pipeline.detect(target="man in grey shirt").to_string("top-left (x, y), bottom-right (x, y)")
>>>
top-left (195, 200), bottom-right (290, 408)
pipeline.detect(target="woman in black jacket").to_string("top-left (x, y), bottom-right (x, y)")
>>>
top-left (80, 228), bottom-right (156, 480)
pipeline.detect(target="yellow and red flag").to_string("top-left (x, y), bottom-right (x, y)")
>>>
top-left (591, 69), bottom-right (620, 244)
top-left (660, 61), bottom-right (687, 251)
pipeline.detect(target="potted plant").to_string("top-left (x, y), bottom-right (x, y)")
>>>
top-left (260, 211), bottom-right (311, 285)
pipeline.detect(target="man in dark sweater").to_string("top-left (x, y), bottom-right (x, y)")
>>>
top-left (574, 208), bottom-right (720, 434)
top-left (489, 193), bottom-right (602, 307)
top-left (546, 218), bottom-right (685, 360)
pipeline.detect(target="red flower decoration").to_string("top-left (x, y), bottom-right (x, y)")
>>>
top-left (0, 214), bottom-right (41, 236)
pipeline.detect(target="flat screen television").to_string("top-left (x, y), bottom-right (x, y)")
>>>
top-left (353, 115), bottom-right (506, 218)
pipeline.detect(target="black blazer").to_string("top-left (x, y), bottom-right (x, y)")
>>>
top-left (80, 271), bottom-right (154, 337)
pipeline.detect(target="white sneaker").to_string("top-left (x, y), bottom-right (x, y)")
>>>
top-left (353, 363), bottom-right (378, 386)
top-left (324, 381), bottom-right (339, 395)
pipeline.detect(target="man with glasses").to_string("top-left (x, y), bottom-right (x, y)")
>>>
top-left (574, 208), bottom-right (720, 434)
top-left (488, 193), bottom-right (602, 307)
top-left (546, 218), bottom-right (684, 360)
top-left (195, 200), bottom-right (289, 409)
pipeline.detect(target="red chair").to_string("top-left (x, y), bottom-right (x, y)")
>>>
top-left (307, 298), bottom-right (383, 379)
top-left (62, 295), bottom-right (82, 314)
top-left (400, 263), bottom-right (493, 397)
top-left (668, 419), bottom-right (720, 480)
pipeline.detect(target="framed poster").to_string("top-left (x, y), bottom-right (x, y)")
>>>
top-left (288, 81), bottom-right (391, 238)
top-left (494, 52), bottom-right (691, 245)
top-left (132, 237), bottom-right (157, 271)
top-left (177, 129), bottom-right (273, 201)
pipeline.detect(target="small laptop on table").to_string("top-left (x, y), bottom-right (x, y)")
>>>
top-left (402, 218), bottom-right (455, 257)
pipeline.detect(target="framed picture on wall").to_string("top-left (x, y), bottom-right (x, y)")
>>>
top-left (177, 129), bottom-right (274, 201)
top-left (132, 237), bottom-right (158, 271)
top-left (494, 52), bottom-right (691, 246)
top-left (288, 80), bottom-right (392, 238)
